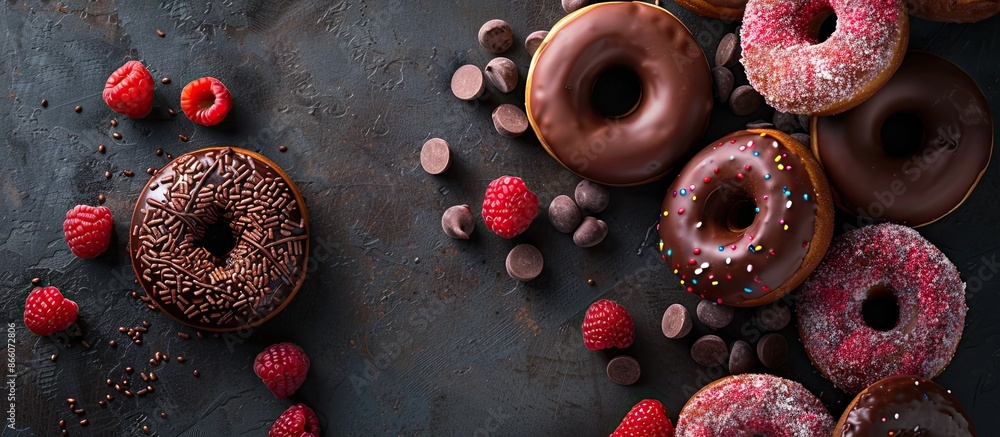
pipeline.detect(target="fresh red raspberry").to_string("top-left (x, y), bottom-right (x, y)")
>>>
top-left (63, 205), bottom-right (113, 258)
top-left (581, 299), bottom-right (635, 350)
top-left (611, 399), bottom-right (675, 437)
top-left (269, 403), bottom-right (320, 437)
top-left (254, 342), bottom-right (310, 398)
top-left (180, 77), bottom-right (233, 126)
top-left (24, 286), bottom-right (79, 336)
top-left (481, 175), bottom-right (539, 238)
top-left (103, 60), bottom-right (155, 118)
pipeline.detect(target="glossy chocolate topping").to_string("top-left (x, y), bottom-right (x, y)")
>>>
top-left (659, 130), bottom-right (831, 306)
top-left (526, 2), bottom-right (712, 186)
top-left (129, 147), bottom-right (309, 332)
top-left (814, 52), bottom-right (993, 226)
top-left (840, 375), bottom-right (976, 436)
top-left (706, 0), bottom-right (747, 7)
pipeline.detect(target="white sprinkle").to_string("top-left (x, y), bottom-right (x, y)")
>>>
top-left (747, 264), bottom-right (753, 273)
top-left (729, 155), bottom-right (735, 161)
top-left (725, 258), bottom-right (732, 265)
top-left (894, 413), bottom-right (899, 419)
top-left (772, 141), bottom-right (779, 148)
top-left (914, 381), bottom-right (919, 386)
top-left (695, 268), bottom-right (703, 275)
top-left (695, 221), bottom-right (702, 228)
top-left (786, 200), bottom-right (793, 209)
top-left (701, 262), bottom-right (710, 269)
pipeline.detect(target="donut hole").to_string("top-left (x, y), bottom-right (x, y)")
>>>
top-left (196, 217), bottom-right (238, 263)
top-left (591, 65), bottom-right (642, 118)
top-left (881, 112), bottom-right (925, 157)
top-left (812, 12), bottom-right (838, 43)
top-left (861, 284), bottom-right (900, 331)
top-left (705, 186), bottom-right (757, 234)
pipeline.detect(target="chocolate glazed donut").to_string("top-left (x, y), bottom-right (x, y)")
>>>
top-left (835, 375), bottom-right (976, 436)
top-left (813, 52), bottom-right (993, 227)
top-left (673, 0), bottom-right (748, 20)
top-left (526, 1), bottom-right (713, 186)
top-left (659, 129), bottom-right (834, 307)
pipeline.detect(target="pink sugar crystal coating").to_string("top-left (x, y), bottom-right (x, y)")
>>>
top-left (740, 0), bottom-right (906, 114)
top-left (795, 223), bottom-right (967, 394)
top-left (675, 374), bottom-right (833, 436)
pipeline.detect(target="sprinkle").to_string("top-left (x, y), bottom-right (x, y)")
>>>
top-left (778, 164), bottom-right (785, 170)
top-left (747, 141), bottom-right (755, 147)
top-left (688, 259), bottom-right (697, 265)
top-left (711, 281), bottom-right (718, 285)
top-left (658, 241), bottom-right (664, 251)
top-left (744, 287), bottom-right (753, 293)
top-left (774, 156), bottom-right (782, 162)
top-left (745, 164), bottom-right (752, 171)
top-left (736, 173), bottom-right (744, 179)
top-left (718, 246), bottom-right (725, 252)
top-left (700, 263), bottom-right (709, 269)
top-left (786, 200), bottom-right (793, 209)
top-left (755, 245), bottom-right (762, 252)
top-left (662, 211), bottom-right (669, 216)
top-left (680, 188), bottom-right (687, 196)
top-left (703, 177), bottom-right (712, 183)
top-left (754, 207), bottom-right (760, 213)
top-left (690, 185), bottom-right (696, 191)
top-left (673, 191), bottom-right (678, 197)
top-left (691, 195), bottom-right (697, 201)
top-left (754, 151), bottom-right (760, 156)
top-left (785, 166), bottom-right (792, 170)
top-left (784, 224), bottom-right (789, 231)
top-left (747, 265), bottom-right (753, 272)
top-left (729, 155), bottom-right (735, 161)
top-left (760, 133), bottom-right (767, 137)
top-left (748, 245), bottom-right (756, 253)
top-left (667, 249), bottom-right (673, 256)
top-left (695, 222), bottom-right (702, 228)
top-left (762, 195), bottom-right (769, 200)
top-left (764, 174), bottom-right (771, 179)
top-left (771, 140), bottom-right (778, 147)
top-left (694, 269), bottom-right (703, 275)
top-left (803, 193), bottom-right (810, 201)
top-left (725, 258), bottom-right (732, 264)
top-left (713, 168), bottom-right (719, 174)
top-left (691, 279), bottom-right (698, 284)
top-left (678, 208), bottom-right (685, 215)
top-left (693, 248), bottom-right (702, 254)
top-left (730, 244), bottom-right (737, 250)
top-left (895, 413), bottom-right (899, 419)
top-left (739, 145), bottom-right (746, 151)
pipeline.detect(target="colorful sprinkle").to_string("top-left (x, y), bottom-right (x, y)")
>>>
top-left (803, 193), bottom-right (810, 201)
top-left (703, 177), bottom-right (712, 183)
top-left (744, 287), bottom-right (753, 293)
top-left (764, 173), bottom-right (771, 180)
top-left (753, 151), bottom-right (760, 156)
top-left (718, 246), bottom-right (725, 252)
top-left (663, 211), bottom-right (669, 216)
top-left (725, 258), bottom-right (732, 265)
top-left (786, 200), bottom-right (793, 209)
top-left (774, 156), bottom-right (782, 163)
top-left (678, 208), bottom-right (685, 215)
top-left (666, 249), bottom-right (673, 256)
top-left (693, 248), bottom-right (701, 255)
top-left (680, 188), bottom-right (687, 196)
top-left (701, 262), bottom-right (709, 269)
top-left (691, 195), bottom-right (697, 201)
top-left (747, 264), bottom-right (753, 272)
top-left (695, 222), bottom-right (702, 228)
top-left (778, 164), bottom-right (785, 170)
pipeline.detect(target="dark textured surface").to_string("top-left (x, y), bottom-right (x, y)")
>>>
top-left (0, 1), bottom-right (998, 436)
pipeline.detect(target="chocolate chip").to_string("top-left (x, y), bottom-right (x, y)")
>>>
top-left (161, 77), bottom-right (171, 84)
top-left (441, 205), bottom-right (475, 240)
top-left (729, 85), bottom-right (763, 116)
top-left (562, 0), bottom-right (591, 13)
top-left (156, 29), bottom-right (165, 37)
top-left (506, 244), bottom-right (543, 282)
top-left (798, 114), bottom-right (811, 131)
top-left (756, 301), bottom-right (791, 332)
top-left (606, 355), bottom-right (641, 385)
top-left (773, 112), bottom-right (798, 134)
top-left (41, 99), bottom-right (48, 107)
top-left (451, 64), bottom-right (486, 101)
top-left (492, 104), bottom-right (529, 138)
top-left (711, 66), bottom-right (734, 104)
top-left (729, 340), bottom-right (755, 375)
top-left (757, 333), bottom-right (788, 368)
top-left (525, 30), bottom-right (548, 56)
top-left (745, 120), bottom-right (774, 129)
top-left (696, 299), bottom-right (734, 329)
top-left (98, 144), bottom-right (106, 153)
top-left (691, 335), bottom-right (728, 367)
top-left (484, 57), bottom-right (518, 94)
top-left (661, 303), bottom-right (692, 339)
top-left (420, 138), bottom-right (451, 175)
top-left (478, 19), bottom-right (513, 54)
top-left (715, 33), bottom-right (740, 68)
top-left (573, 216), bottom-right (607, 248)
top-left (791, 133), bottom-right (811, 146)
top-left (74, 105), bottom-right (82, 113)
top-left (548, 195), bottom-right (581, 233)
top-left (574, 180), bottom-right (609, 213)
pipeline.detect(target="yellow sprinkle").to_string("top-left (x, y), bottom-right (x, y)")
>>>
top-left (778, 164), bottom-right (785, 170)
top-left (774, 155), bottom-right (782, 162)
top-left (783, 224), bottom-right (789, 231)
top-left (691, 195), bottom-right (697, 201)
top-left (658, 241), bottom-right (664, 251)
top-left (662, 211), bottom-right (669, 216)
top-left (755, 245), bottom-right (762, 252)
top-left (674, 269), bottom-right (679, 274)
top-left (759, 132), bottom-right (767, 137)
top-left (712, 281), bottom-right (719, 286)
top-left (679, 280), bottom-right (685, 285)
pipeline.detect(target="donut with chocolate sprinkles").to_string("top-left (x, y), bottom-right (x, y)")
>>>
top-left (129, 147), bottom-right (309, 332)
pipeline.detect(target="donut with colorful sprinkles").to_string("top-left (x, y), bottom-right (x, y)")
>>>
top-left (658, 129), bottom-right (834, 307)
top-left (796, 223), bottom-right (967, 394)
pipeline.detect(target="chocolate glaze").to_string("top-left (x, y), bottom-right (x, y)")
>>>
top-left (659, 130), bottom-right (832, 306)
top-left (526, 2), bottom-right (712, 186)
top-left (674, 0), bottom-right (748, 19)
top-left (814, 52), bottom-right (992, 226)
top-left (129, 147), bottom-right (309, 332)
top-left (839, 375), bottom-right (976, 436)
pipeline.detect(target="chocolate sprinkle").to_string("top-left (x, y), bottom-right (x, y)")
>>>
top-left (156, 29), bottom-right (165, 37)
top-left (74, 105), bottom-right (82, 113)
top-left (98, 144), bottom-right (106, 153)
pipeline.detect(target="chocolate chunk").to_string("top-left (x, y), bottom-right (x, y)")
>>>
top-left (506, 244), bottom-right (543, 281)
top-left (711, 66), bottom-right (734, 104)
top-left (451, 64), bottom-right (486, 101)
top-left (773, 112), bottom-right (798, 134)
top-left (757, 333), bottom-right (788, 368)
top-left (696, 300), bottom-right (734, 330)
top-left (548, 195), bottom-right (581, 233)
top-left (729, 85), bottom-right (763, 116)
top-left (791, 133), bottom-right (811, 146)
top-left (661, 303), bottom-right (692, 339)
top-left (525, 30), bottom-right (548, 56)
top-left (715, 33), bottom-right (740, 68)
top-left (441, 205), bottom-right (475, 240)
top-left (756, 301), bottom-right (791, 332)
top-left (691, 335), bottom-right (728, 367)
top-left (574, 180), bottom-right (609, 213)
top-left (606, 355), bottom-right (641, 385)
top-left (729, 340), bottom-right (755, 375)
top-left (478, 19), bottom-right (513, 54)
top-left (484, 57), bottom-right (518, 94)
top-left (562, 0), bottom-right (591, 13)
top-left (745, 120), bottom-right (774, 130)
top-left (573, 216), bottom-right (607, 248)
top-left (420, 138), bottom-right (451, 175)
top-left (492, 104), bottom-right (529, 138)
top-left (798, 114), bottom-right (811, 132)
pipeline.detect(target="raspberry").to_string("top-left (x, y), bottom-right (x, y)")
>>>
top-left (611, 399), bottom-right (675, 437)
top-left (103, 61), bottom-right (155, 119)
top-left (254, 342), bottom-right (310, 398)
top-left (581, 299), bottom-right (635, 350)
top-left (180, 77), bottom-right (233, 126)
top-left (481, 175), bottom-right (539, 238)
top-left (24, 286), bottom-right (79, 336)
top-left (269, 404), bottom-right (320, 437)
top-left (63, 205), bottom-right (113, 258)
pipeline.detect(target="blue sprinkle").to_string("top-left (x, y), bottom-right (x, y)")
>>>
top-left (748, 245), bottom-right (756, 253)
top-left (755, 207), bottom-right (760, 213)
top-left (692, 279), bottom-right (698, 284)
top-left (764, 174), bottom-right (771, 180)
top-left (803, 193), bottom-right (810, 201)
top-left (753, 151), bottom-right (760, 156)
top-left (679, 188), bottom-right (687, 196)
top-left (718, 246), bottom-right (725, 252)
top-left (667, 249), bottom-right (673, 256)
top-left (744, 287), bottom-right (753, 293)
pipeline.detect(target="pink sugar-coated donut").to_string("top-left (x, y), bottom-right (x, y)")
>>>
top-left (796, 223), bottom-right (967, 394)
top-left (740, 0), bottom-right (909, 115)
top-left (675, 374), bottom-right (834, 436)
